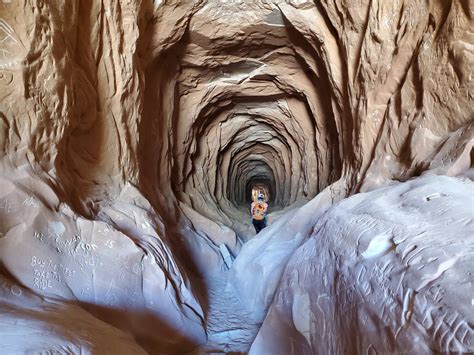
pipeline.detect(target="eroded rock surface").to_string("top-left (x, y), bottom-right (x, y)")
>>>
top-left (1, 274), bottom-right (148, 354)
top-left (0, 160), bottom-right (205, 353)
top-left (0, 0), bottom-right (473, 354)
top-left (249, 175), bottom-right (474, 354)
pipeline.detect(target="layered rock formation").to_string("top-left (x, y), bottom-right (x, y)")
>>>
top-left (249, 175), bottom-right (474, 354)
top-left (0, 161), bottom-right (206, 353)
top-left (0, 0), bottom-right (473, 354)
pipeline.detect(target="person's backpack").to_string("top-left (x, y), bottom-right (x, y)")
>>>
top-left (252, 203), bottom-right (266, 221)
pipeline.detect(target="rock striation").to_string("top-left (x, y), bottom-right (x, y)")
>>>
top-left (248, 175), bottom-right (474, 354)
top-left (0, 0), bottom-right (473, 354)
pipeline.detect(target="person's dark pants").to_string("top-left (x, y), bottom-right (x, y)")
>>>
top-left (252, 218), bottom-right (266, 233)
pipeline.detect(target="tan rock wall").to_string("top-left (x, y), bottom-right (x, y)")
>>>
top-left (2, 1), bottom-right (471, 226)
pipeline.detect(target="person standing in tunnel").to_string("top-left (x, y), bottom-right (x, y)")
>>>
top-left (251, 193), bottom-right (268, 234)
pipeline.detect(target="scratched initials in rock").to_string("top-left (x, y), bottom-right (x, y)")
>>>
top-left (34, 231), bottom-right (45, 242)
top-left (0, 198), bottom-right (11, 214)
top-left (78, 241), bottom-right (98, 253)
top-left (104, 239), bottom-right (115, 248)
top-left (0, 19), bottom-right (18, 45)
top-left (34, 277), bottom-right (52, 291)
top-left (23, 196), bottom-right (39, 208)
top-left (0, 18), bottom-right (25, 68)
top-left (31, 255), bottom-right (46, 267)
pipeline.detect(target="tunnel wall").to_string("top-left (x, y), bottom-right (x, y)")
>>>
top-left (1, 0), bottom-right (471, 229)
top-left (138, 0), bottom-right (473, 236)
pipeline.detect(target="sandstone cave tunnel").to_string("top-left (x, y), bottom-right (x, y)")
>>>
top-left (0, 1), bottom-right (473, 354)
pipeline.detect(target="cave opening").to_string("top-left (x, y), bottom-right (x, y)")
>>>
top-left (249, 182), bottom-right (272, 205)
top-left (240, 162), bottom-right (275, 207)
